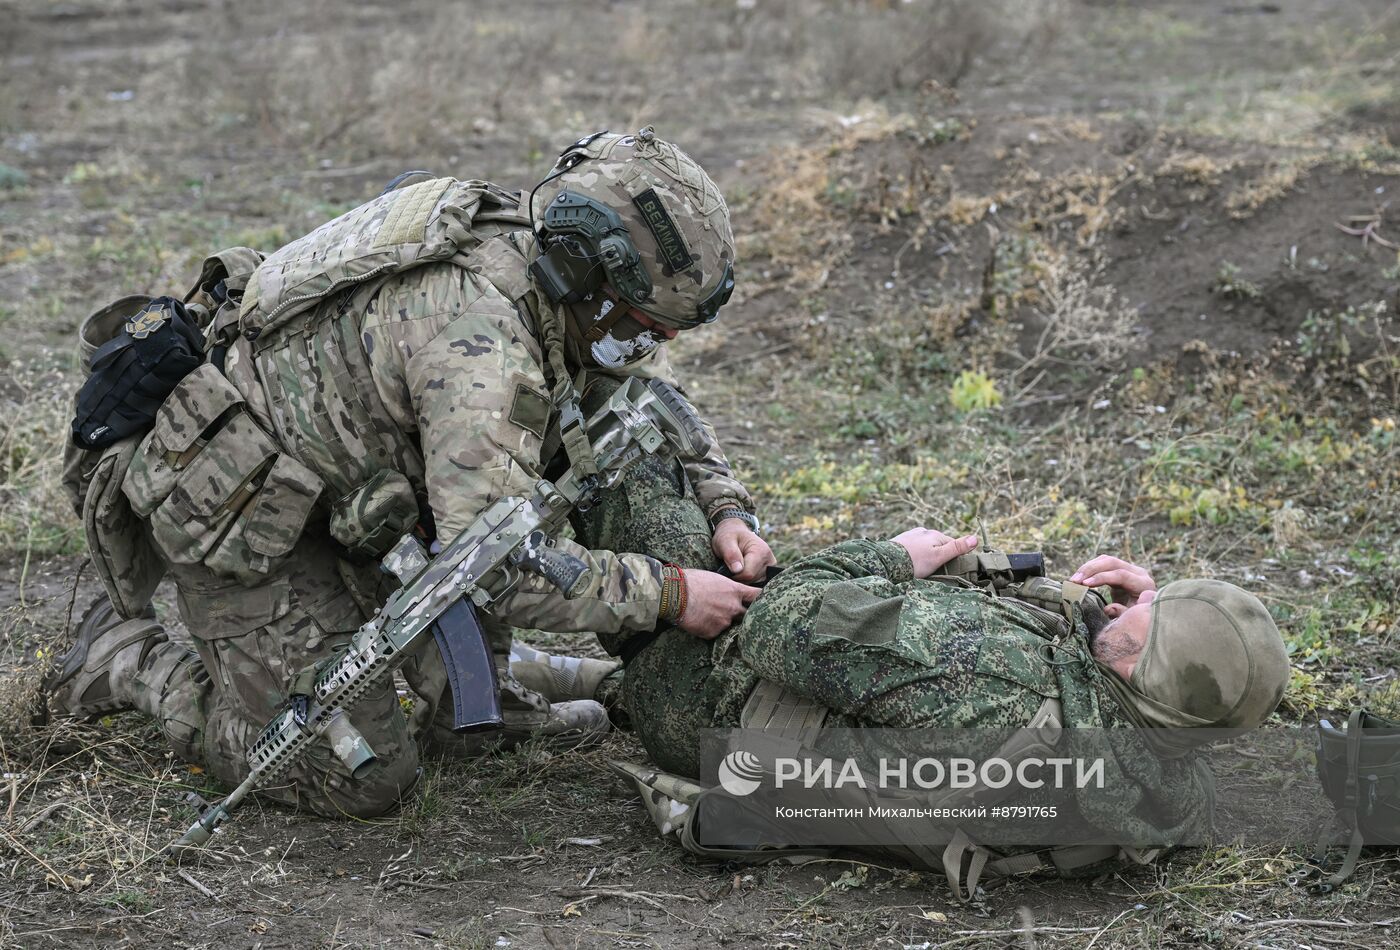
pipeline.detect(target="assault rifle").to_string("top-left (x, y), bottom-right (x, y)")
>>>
top-left (167, 377), bottom-right (709, 852)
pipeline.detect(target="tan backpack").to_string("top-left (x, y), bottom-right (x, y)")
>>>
top-left (63, 249), bottom-right (264, 619)
top-left (238, 177), bottom-right (529, 345)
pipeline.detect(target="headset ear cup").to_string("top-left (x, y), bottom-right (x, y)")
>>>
top-left (529, 239), bottom-right (606, 304)
top-left (596, 235), bottom-right (646, 303)
top-left (531, 191), bottom-right (649, 307)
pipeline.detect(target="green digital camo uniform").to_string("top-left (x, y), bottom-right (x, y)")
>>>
top-left (80, 199), bottom-right (753, 818)
top-left (573, 450), bottom-right (1213, 848)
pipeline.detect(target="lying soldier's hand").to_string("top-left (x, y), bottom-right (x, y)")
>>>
top-left (1070, 555), bottom-right (1157, 617)
top-left (678, 570), bottom-right (761, 639)
top-left (891, 528), bottom-right (980, 579)
top-left (712, 519), bottom-right (777, 582)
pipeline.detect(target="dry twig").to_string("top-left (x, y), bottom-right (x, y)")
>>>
top-left (1335, 216), bottom-right (1400, 250)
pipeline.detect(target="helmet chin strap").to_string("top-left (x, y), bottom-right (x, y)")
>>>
top-left (582, 295), bottom-right (630, 342)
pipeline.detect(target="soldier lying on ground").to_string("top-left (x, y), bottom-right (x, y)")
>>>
top-left (625, 529), bottom-right (1288, 775)
top-left (565, 396), bottom-right (1289, 882)
top-left (46, 130), bottom-right (771, 820)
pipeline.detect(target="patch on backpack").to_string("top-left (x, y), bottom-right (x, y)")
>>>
top-left (373, 177), bottom-right (454, 249)
top-left (508, 382), bottom-right (551, 440)
top-left (632, 188), bottom-right (694, 274)
top-left (124, 303), bottom-right (171, 340)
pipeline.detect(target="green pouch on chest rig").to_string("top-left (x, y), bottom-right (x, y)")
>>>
top-left (328, 469), bottom-right (421, 561)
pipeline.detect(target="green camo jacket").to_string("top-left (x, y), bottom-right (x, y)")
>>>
top-left (639, 539), bottom-right (1214, 846)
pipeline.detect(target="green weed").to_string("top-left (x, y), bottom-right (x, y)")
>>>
top-left (1212, 261), bottom-right (1261, 301)
top-left (948, 370), bottom-right (1003, 412)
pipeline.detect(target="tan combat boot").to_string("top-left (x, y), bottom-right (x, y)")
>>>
top-left (508, 641), bottom-right (620, 704)
top-left (497, 670), bottom-right (611, 749)
top-left (43, 596), bottom-right (166, 718)
top-left (422, 653), bottom-right (613, 755)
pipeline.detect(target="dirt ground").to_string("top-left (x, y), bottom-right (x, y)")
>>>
top-left (2, 0), bottom-right (1399, 947)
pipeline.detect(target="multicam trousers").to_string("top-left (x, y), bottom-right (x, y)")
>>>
top-left (134, 375), bottom-right (721, 817)
top-left (154, 533), bottom-right (420, 817)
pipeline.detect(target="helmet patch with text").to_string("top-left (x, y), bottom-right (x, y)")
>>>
top-left (632, 188), bottom-right (695, 275)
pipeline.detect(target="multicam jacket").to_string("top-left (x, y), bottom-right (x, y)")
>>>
top-left (220, 226), bottom-right (754, 637)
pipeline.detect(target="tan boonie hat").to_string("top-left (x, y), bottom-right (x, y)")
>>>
top-left (1100, 579), bottom-right (1290, 756)
top-left (531, 127), bottom-right (735, 329)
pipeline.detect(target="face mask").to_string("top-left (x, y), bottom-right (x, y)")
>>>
top-left (591, 327), bottom-right (663, 367)
top-left (575, 297), bottom-right (664, 368)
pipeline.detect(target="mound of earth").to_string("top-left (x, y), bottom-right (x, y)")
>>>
top-left (732, 113), bottom-right (1400, 381)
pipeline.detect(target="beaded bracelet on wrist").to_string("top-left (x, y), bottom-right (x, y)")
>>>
top-left (659, 563), bottom-right (686, 623)
top-left (674, 564), bottom-right (688, 622)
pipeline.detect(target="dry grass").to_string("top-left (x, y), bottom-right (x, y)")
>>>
top-left (1156, 151), bottom-right (1237, 187)
top-left (0, 361), bottom-right (82, 567)
top-left (1000, 250), bottom-right (1140, 400)
top-left (105, 0), bottom-right (1062, 167)
top-left (1225, 158), bottom-right (1318, 219)
top-left (737, 144), bottom-right (850, 290)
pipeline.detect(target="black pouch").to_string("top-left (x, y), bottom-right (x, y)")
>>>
top-left (1318, 710), bottom-right (1400, 844)
top-left (1300, 710), bottom-right (1400, 892)
top-left (71, 296), bottom-right (206, 450)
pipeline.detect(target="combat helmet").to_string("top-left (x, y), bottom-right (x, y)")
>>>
top-left (528, 127), bottom-right (736, 367)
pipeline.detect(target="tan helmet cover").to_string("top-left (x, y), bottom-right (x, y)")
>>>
top-left (531, 127), bottom-right (735, 329)
top-left (1100, 579), bottom-right (1290, 755)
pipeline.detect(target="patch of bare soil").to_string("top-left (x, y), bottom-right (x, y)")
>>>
top-left (739, 114), bottom-right (1399, 381)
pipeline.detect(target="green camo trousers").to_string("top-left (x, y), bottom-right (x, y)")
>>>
top-left (570, 375), bottom-right (724, 775)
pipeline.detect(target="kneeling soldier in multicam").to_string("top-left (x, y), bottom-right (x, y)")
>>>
top-left (45, 129), bottom-right (774, 820)
top-left (560, 426), bottom-right (1290, 891)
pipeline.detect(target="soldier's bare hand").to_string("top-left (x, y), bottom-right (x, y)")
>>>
top-left (891, 528), bottom-right (979, 579)
top-left (712, 519), bottom-right (777, 581)
top-left (677, 569), bottom-right (760, 639)
top-left (1070, 555), bottom-right (1157, 617)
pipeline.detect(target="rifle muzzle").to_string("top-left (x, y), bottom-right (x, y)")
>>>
top-left (324, 710), bottom-right (377, 779)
